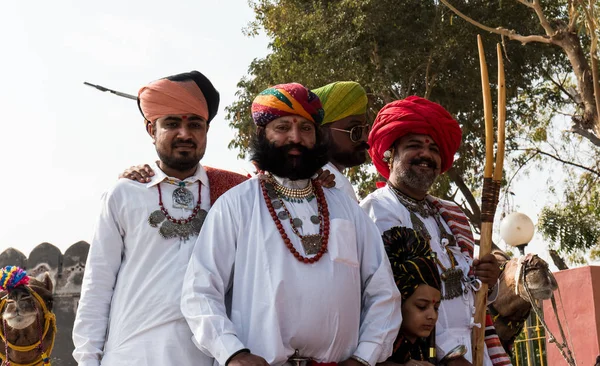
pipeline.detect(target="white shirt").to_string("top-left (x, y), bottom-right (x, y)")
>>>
top-left (181, 176), bottom-right (401, 366)
top-left (360, 186), bottom-right (494, 365)
top-left (73, 163), bottom-right (213, 366)
top-left (322, 162), bottom-right (358, 201)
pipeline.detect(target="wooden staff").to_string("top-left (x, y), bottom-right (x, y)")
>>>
top-left (472, 37), bottom-right (505, 366)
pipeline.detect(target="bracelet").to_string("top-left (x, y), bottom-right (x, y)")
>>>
top-left (351, 355), bottom-right (371, 366)
top-left (225, 348), bottom-right (251, 366)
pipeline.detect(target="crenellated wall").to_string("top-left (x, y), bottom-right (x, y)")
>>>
top-left (0, 242), bottom-right (89, 365)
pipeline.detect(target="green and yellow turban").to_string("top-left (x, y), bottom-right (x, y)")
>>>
top-left (312, 81), bottom-right (368, 124)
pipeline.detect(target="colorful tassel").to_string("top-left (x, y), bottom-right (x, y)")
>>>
top-left (0, 266), bottom-right (29, 292)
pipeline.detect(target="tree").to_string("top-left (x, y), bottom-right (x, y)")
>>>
top-left (438, 0), bottom-right (600, 263)
top-left (227, 0), bottom-right (570, 234)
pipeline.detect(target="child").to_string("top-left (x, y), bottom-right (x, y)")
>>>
top-left (381, 227), bottom-right (442, 366)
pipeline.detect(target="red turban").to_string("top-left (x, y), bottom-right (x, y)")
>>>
top-left (368, 96), bottom-right (462, 179)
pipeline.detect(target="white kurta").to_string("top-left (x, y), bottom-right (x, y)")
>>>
top-left (73, 163), bottom-right (213, 366)
top-left (322, 162), bottom-right (358, 201)
top-left (181, 176), bottom-right (401, 366)
top-left (360, 186), bottom-right (494, 365)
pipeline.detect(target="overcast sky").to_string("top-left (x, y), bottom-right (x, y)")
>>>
top-left (1, 0), bottom-right (567, 269)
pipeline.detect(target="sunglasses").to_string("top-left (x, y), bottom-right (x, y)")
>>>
top-left (330, 125), bottom-right (370, 142)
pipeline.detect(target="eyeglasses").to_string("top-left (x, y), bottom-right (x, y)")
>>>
top-left (329, 125), bottom-right (370, 142)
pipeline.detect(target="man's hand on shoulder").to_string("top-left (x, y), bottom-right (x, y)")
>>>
top-left (227, 352), bottom-right (269, 366)
top-left (473, 253), bottom-right (501, 286)
top-left (316, 169), bottom-right (336, 188)
top-left (119, 164), bottom-right (155, 183)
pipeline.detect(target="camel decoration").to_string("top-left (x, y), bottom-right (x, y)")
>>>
top-left (0, 266), bottom-right (56, 366)
top-left (490, 251), bottom-right (558, 353)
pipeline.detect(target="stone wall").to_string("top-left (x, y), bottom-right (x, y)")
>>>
top-left (0, 242), bottom-right (89, 365)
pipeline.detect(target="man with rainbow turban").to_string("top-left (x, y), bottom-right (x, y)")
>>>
top-left (360, 96), bottom-right (511, 366)
top-left (73, 71), bottom-right (247, 366)
top-left (313, 81), bottom-right (370, 201)
top-left (181, 82), bottom-right (401, 366)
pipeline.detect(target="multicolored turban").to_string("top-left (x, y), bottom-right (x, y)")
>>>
top-left (251, 83), bottom-right (324, 126)
top-left (138, 70), bottom-right (220, 124)
top-left (313, 81), bottom-right (368, 124)
top-left (368, 96), bottom-right (462, 179)
top-left (382, 227), bottom-right (441, 301)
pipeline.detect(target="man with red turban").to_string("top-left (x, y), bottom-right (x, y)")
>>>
top-left (361, 96), bottom-right (511, 366)
top-left (73, 71), bottom-right (247, 366)
top-left (181, 83), bottom-right (401, 366)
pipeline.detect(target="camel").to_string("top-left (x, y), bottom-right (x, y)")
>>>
top-left (489, 251), bottom-right (558, 353)
top-left (0, 268), bottom-right (56, 366)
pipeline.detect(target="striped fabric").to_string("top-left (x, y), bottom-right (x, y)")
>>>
top-left (428, 197), bottom-right (513, 366)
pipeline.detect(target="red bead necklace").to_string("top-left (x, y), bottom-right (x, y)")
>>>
top-left (157, 183), bottom-right (202, 224)
top-left (260, 177), bottom-right (330, 264)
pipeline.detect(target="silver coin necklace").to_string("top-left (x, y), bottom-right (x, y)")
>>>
top-left (148, 181), bottom-right (207, 241)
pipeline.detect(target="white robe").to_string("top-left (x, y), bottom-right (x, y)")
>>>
top-left (73, 163), bottom-right (213, 366)
top-left (360, 186), bottom-right (495, 365)
top-left (181, 176), bottom-right (401, 366)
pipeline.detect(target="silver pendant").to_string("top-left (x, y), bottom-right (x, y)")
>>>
top-left (310, 215), bottom-right (320, 224)
top-left (301, 234), bottom-right (322, 255)
top-left (272, 200), bottom-right (283, 209)
top-left (292, 218), bottom-right (303, 227)
top-left (441, 268), bottom-right (464, 300)
top-left (151, 209), bottom-right (208, 241)
top-left (173, 186), bottom-right (195, 209)
top-left (191, 209), bottom-right (208, 232)
top-left (278, 211), bottom-right (289, 220)
top-left (148, 210), bottom-right (166, 227)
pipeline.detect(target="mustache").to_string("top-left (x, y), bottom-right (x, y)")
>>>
top-left (280, 143), bottom-right (309, 155)
top-left (410, 157), bottom-right (437, 169)
top-left (172, 139), bottom-right (197, 148)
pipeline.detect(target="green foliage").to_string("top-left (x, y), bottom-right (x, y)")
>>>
top-left (539, 173), bottom-right (600, 259)
top-left (227, 0), bottom-right (573, 217)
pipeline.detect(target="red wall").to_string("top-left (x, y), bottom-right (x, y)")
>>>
top-left (543, 265), bottom-right (600, 365)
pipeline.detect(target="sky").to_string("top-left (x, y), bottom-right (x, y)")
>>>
top-left (0, 0), bottom-right (570, 270)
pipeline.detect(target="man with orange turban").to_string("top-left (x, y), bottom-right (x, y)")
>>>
top-left (181, 83), bottom-right (401, 366)
top-left (361, 97), bottom-right (511, 366)
top-left (73, 71), bottom-right (247, 366)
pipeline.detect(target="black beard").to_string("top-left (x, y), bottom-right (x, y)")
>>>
top-left (397, 157), bottom-right (438, 192)
top-left (250, 134), bottom-right (330, 180)
top-left (156, 140), bottom-right (203, 172)
top-left (329, 142), bottom-right (370, 168)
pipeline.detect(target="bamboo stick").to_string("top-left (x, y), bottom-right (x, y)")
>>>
top-left (478, 35), bottom-right (494, 179)
top-left (473, 36), bottom-right (505, 366)
top-left (494, 44), bottom-right (506, 181)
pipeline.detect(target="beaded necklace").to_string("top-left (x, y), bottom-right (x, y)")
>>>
top-left (270, 177), bottom-right (315, 202)
top-left (260, 175), bottom-right (329, 264)
top-left (147, 183), bottom-right (208, 241)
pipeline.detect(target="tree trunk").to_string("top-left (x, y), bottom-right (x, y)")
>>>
top-left (549, 249), bottom-right (569, 270)
top-left (553, 30), bottom-right (599, 135)
top-left (447, 168), bottom-right (482, 230)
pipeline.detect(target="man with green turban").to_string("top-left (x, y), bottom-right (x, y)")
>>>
top-left (313, 81), bottom-right (370, 201)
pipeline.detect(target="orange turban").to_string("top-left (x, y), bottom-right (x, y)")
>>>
top-left (368, 96), bottom-right (462, 179)
top-left (137, 70), bottom-right (219, 124)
